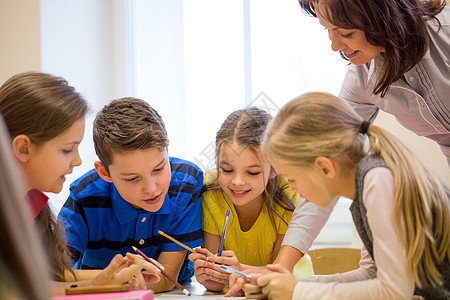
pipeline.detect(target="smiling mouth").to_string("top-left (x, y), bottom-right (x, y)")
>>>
top-left (342, 50), bottom-right (358, 59)
top-left (230, 189), bottom-right (250, 197)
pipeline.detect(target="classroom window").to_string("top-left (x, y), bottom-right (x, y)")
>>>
top-left (132, 0), bottom-right (353, 246)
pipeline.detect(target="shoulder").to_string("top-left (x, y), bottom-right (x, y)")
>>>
top-left (425, 7), bottom-right (450, 53)
top-left (69, 168), bottom-right (110, 199)
top-left (169, 157), bottom-right (203, 184)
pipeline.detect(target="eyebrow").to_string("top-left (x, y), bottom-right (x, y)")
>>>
top-left (119, 157), bottom-right (166, 176)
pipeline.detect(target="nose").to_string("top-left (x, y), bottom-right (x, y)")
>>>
top-left (142, 177), bottom-right (157, 195)
top-left (329, 31), bottom-right (344, 52)
top-left (231, 172), bottom-right (245, 187)
top-left (72, 150), bottom-right (82, 167)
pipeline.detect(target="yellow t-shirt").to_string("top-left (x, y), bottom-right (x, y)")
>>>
top-left (202, 174), bottom-right (298, 266)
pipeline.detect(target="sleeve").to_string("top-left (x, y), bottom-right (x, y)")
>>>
top-left (57, 189), bottom-right (89, 267)
top-left (163, 170), bottom-right (204, 252)
top-left (292, 168), bottom-right (415, 300)
top-left (339, 64), bottom-right (380, 123)
top-left (202, 190), bottom-right (222, 235)
top-left (282, 197), bottom-right (337, 254)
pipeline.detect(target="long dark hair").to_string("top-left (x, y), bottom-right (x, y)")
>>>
top-left (298, 0), bottom-right (446, 97)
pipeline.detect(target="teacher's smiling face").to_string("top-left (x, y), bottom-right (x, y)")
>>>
top-left (316, 5), bottom-right (384, 65)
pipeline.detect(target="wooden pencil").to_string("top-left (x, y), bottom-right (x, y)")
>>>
top-left (132, 246), bottom-right (191, 296)
top-left (158, 230), bottom-right (196, 254)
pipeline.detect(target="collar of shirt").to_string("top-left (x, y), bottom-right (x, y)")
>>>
top-left (25, 189), bottom-right (49, 222)
top-left (110, 183), bottom-right (171, 224)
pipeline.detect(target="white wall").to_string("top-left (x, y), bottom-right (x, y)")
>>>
top-left (40, 0), bottom-right (133, 212)
top-left (0, 0), bottom-right (41, 82)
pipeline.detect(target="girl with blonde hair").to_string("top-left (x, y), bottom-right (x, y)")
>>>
top-left (243, 92), bottom-right (449, 299)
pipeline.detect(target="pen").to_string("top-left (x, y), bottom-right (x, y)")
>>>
top-left (220, 265), bottom-right (252, 280)
top-left (217, 210), bottom-right (230, 256)
top-left (132, 246), bottom-right (191, 296)
top-left (158, 230), bottom-right (196, 254)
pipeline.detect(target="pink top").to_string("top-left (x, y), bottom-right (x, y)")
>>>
top-left (25, 189), bottom-right (49, 221)
top-left (294, 167), bottom-right (416, 299)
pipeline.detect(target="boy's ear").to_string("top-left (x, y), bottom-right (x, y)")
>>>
top-left (94, 161), bottom-right (113, 183)
top-left (314, 156), bottom-right (336, 178)
top-left (11, 134), bottom-right (32, 163)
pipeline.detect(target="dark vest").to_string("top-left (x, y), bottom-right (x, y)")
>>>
top-left (350, 155), bottom-right (450, 300)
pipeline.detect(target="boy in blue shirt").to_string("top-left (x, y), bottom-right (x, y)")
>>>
top-left (58, 97), bottom-right (203, 293)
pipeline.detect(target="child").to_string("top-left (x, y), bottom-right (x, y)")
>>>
top-left (243, 92), bottom-right (450, 299)
top-left (58, 97), bottom-right (203, 293)
top-left (0, 115), bottom-right (50, 300)
top-left (0, 72), bottom-right (154, 295)
top-left (189, 107), bottom-right (298, 292)
top-left (279, 0), bottom-right (450, 274)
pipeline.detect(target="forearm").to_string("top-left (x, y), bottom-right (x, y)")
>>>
top-left (273, 245), bottom-right (304, 272)
top-left (50, 279), bottom-right (93, 296)
top-left (71, 269), bottom-right (102, 281)
top-left (146, 275), bottom-right (176, 293)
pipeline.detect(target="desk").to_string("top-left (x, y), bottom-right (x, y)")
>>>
top-left (155, 282), bottom-right (243, 299)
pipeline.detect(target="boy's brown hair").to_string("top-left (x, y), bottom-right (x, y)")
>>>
top-left (93, 97), bottom-right (168, 172)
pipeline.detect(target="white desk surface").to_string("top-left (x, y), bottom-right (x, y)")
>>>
top-left (155, 282), bottom-right (243, 299)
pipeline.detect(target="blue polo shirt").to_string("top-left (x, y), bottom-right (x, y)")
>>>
top-left (58, 157), bottom-right (203, 282)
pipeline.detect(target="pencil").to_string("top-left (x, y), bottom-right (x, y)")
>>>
top-left (132, 246), bottom-right (191, 296)
top-left (217, 210), bottom-right (230, 256)
top-left (220, 265), bottom-right (252, 280)
top-left (158, 230), bottom-right (196, 254)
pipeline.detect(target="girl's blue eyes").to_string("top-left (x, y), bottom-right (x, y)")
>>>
top-left (341, 32), bottom-right (353, 38)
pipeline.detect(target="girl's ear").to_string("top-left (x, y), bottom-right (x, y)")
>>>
top-left (94, 161), bottom-right (113, 183)
top-left (314, 156), bottom-right (336, 178)
top-left (11, 134), bottom-right (32, 163)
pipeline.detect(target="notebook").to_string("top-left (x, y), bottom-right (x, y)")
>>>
top-left (51, 290), bottom-right (154, 300)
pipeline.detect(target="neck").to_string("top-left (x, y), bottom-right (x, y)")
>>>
top-left (233, 195), bottom-right (264, 232)
top-left (339, 165), bottom-right (357, 200)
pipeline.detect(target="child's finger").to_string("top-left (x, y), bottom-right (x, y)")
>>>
top-left (188, 252), bottom-right (207, 262)
top-left (93, 254), bottom-right (124, 284)
top-left (242, 282), bottom-right (263, 295)
top-left (143, 272), bottom-right (161, 284)
top-left (224, 275), bottom-right (244, 297)
top-left (125, 252), bottom-right (164, 273)
top-left (195, 247), bottom-right (214, 257)
top-left (112, 264), bottom-right (142, 284)
top-left (204, 265), bottom-right (230, 284)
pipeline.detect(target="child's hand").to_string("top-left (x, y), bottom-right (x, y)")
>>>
top-left (91, 254), bottom-right (147, 290)
top-left (190, 247), bottom-right (229, 291)
top-left (125, 252), bottom-right (162, 284)
top-left (188, 247), bottom-right (213, 262)
top-left (206, 249), bottom-right (241, 271)
top-left (243, 264), bottom-right (297, 300)
top-left (225, 267), bottom-right (263, 297)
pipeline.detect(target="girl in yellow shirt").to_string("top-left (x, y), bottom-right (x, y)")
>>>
top-left (189, 107), bottom-right (297, 292)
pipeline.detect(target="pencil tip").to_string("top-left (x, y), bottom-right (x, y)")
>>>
top-left (132, 246), bottom-right (137, 251)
